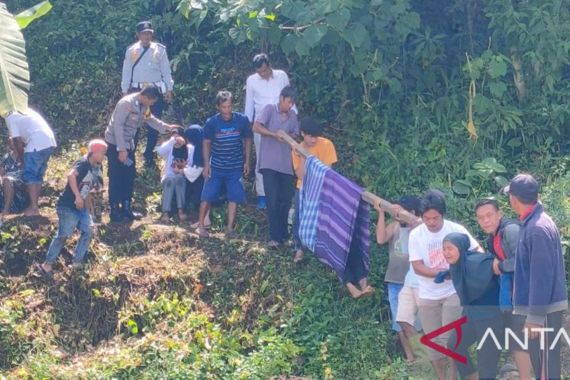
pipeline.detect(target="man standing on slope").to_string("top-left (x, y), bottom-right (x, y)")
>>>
top-left (121, 20), bottom-right (174, 168)
top-left (505, 173), bottom-right (567, 380)
top-left (244, 53), bottom-right (291, 210)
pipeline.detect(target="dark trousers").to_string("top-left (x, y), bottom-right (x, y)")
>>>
top-left (107, 143), bottom-right (136, 204)
top-left (130, 88), bottom-right (165, 163)
top-left (185, 176), bottom-right (205, 210)
top-left (529, 311), bottom-right (563, 380)
top-left (448, 314), bottom-right (503, 380)
top-left (261, 169), bottom-right (295, 242)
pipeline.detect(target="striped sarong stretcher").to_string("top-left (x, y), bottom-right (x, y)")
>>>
top-left (313, 169), bottom-right (370, 283)
top-left (298, 155), bottom-right (330, 251)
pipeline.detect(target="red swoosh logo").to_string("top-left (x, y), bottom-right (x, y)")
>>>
top-left (420, 315), bottom-right (468, 364)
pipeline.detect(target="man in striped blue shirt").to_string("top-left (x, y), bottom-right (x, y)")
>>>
top-left (195, 91), bottom-right (253, 238)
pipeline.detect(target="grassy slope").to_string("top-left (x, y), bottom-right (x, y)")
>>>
top-left (1, 147), bottom-right (569, 380)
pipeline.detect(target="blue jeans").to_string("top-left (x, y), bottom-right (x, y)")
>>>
top-left (45, 206), bottom-right (93, 264)
top-left (387, 282), bottom-right (404, 332)
top-left (23, 146), bottom-right (54, 184)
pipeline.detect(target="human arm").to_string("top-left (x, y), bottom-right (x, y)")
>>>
top-left (292, 151), bottom-right (305, 180)
top-left (160, 48), bottom-right (174, 102)
top-left (499, 223), bottom-right (519, 273)
top-left (67, 167), bottom-right (84, 209)
top-left (155, 137), bottom-right (175, 158)
top-left (10, 137), bottom-right (25, 164)
top-left (243, 137), bottom-right (252, 176)
top-left (244, 76), bottom-right (254, 122)
top-left (374, 202), bottom-right (398, 245)
top-left (121, 49), bottom-right (131, 94)
top-left (411, 260), bottom-right (443, 278)
top-left (252, 105), bottom-right (281, 140)
top-left (202, 139), bottom-right (212, 178)
top-left (145, 114), bottom-right (173, 134)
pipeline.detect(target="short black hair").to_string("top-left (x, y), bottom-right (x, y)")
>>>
top-left (140, 85), bottom-right (161, 100)
top-left (253, 53), bottom-right (269, 69)
top-left (396, 195), bottom-right (422, 215)
top-left (420, 189), bottom-right (446, 216)
top-left (474, 198), bottom-right (500, 212)
top-left (280, 85), bottom-right (297, 102)
top-left (300, 117), bottom-right (323, 137)
top-left (215, 90), bottom-right (233, 106)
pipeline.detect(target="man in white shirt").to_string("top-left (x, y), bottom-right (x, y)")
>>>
top-left (409, 189), bottom-right (481, 380)
top-left (4, 109), bottom-right (57, 216)
top-left (244, 53), bottom-right (291, 210)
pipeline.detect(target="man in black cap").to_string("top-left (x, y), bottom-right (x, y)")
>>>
top-left (121, 20), bottom-right (174, 167)
top-left (505, 173), bottom-right (567, 379)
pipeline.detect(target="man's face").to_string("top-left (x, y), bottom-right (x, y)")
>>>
top-left (137, 31), bottom-right (153, 47)
top-left (278, 96), bottom-right (294, 113)
top-left (476, 204), bottom-right (503, 234)
top-left (255, 63), bottom-right (272, 80)
top-left (422, 208), bottom-right (444, 233)
top-left (91, 149), bottom-right (107, 164)
top-left (140, 95), bottom-right (157, 108)
top-left (302, 132), bottom-right (318, 147)
top-left (217, 99), bottom-right (233, 120)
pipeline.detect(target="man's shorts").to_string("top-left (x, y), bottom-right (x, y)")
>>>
top-left (396, 285), bottom-right (421, 327)
top-left (201, 169), bottom-right (246, 204)
top-left (23, 147), bottom-right (54, 184)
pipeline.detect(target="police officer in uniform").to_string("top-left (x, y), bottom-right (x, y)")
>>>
top-left (121, 21), bottom-right (174, 167)
top-left (105, 86), bottom-right (175, 222)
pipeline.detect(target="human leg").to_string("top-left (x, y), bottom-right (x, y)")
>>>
top-left (73, 209), bottom-right (93, 264)
top-left (42, 207), bottom-right (79, 272)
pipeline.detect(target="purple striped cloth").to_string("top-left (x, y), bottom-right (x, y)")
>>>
top-left (313, 169), bottom-right (370, 283)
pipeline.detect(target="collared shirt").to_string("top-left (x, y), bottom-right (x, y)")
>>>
top-left (121, 41), bottom-right (174, 93)
top-left (6, 109), bottom-right (57, 152)
top-left (256, 104), bottom-right (298, 175)
top-left (244, 69), bottom-right (290, 123)
top-left (104, 93), bottom-right (169, 151)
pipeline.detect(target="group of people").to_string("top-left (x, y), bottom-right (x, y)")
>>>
top-left (375, 179), bottom-right (567, 380)
top-left (0, 19), bottom-right (567, 380)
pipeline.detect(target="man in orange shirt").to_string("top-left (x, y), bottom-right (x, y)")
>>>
top-left (291, 117), bottom-right (337, 263)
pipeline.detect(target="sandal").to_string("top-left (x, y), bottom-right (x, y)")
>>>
top-left (195, 226), bottom-right (210, 238)
top-left (35, 263), bottom-right (53, 279)
top-left (191, 222), bottom-right (211, 229)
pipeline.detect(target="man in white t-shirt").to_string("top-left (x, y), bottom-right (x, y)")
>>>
top-left (4, 109), bottom-right (57, 216)
top-left (409, 189), bottom-right (481, 380)
top-left (244, 53), bottom-right (291, 210)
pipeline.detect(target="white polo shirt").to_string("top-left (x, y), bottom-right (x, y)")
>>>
top-left (6, 109), bottom-right (56, 152)
top-left (244, 69), bottom-right (290, 123)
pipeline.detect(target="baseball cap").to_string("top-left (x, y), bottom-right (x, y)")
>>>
top-left (503, 173), bottom-right (539, 203)
top-left (136, 21), bottom-right (154, 33)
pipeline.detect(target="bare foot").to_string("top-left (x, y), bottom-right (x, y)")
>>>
top-left (346, 282), bottom-right (363, 298)
top-left (160, 213), bottom-right (170, 223)
top-left (293, 250), bottom-right (304, 263)
top-left (359, 286), bottom-right (375, 298)
top-left (358, 277), bottom-right (369, 290)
